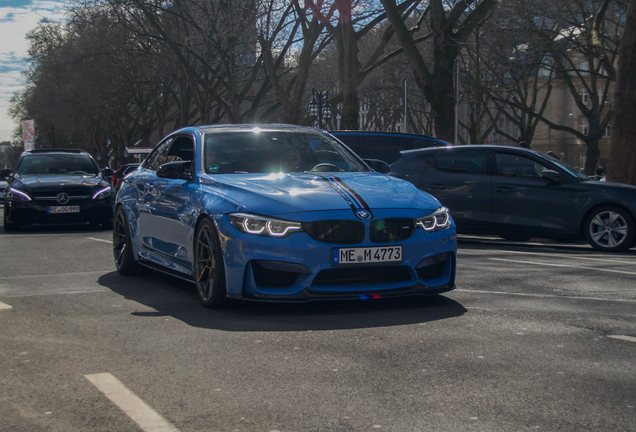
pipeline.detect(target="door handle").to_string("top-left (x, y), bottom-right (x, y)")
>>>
top-left (495, 186), bottom-right (512, 193)
top-left (428, 184), bottom-right (445, 190)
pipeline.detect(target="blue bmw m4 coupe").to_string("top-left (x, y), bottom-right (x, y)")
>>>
top-left (113, 124), bottom-right (457, 307)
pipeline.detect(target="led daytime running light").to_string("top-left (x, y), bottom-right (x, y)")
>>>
top-left (92, 186), bottom-right (112, 200)
top-left (9, 187), bottom-right (31, 201)
top-left (416, 207), bottom-right (451, 232)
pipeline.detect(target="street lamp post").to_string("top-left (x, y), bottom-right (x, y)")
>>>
top-left (307, 89), bottom-right (334, 129)
top-left (569, 113), bottom-right (574, 165)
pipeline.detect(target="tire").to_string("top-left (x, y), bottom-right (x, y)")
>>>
top-left (583, 205), bottom-right (635, 252)
top-left (3, 208), bottom-right (19, 232)
top-left (193, 218), bottom-right (227, 308)
top-left (113, 206), bottom-right (143, 275)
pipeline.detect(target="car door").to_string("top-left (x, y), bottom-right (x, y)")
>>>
top-left (419, 148), bottom-right (493, 232)
top-left (139, 135), bottom-right (198, 274)
top-left (491, 150), bottom-right (574, 236)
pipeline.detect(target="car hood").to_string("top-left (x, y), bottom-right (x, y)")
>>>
top-left (14, 175), bottom-right (107, 189)
top-left (200, 171), bottom-right (441, 215)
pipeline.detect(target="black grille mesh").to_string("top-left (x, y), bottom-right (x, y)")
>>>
top-left (252, 261), bottom-right (300, 288)
top-left (304, 220), bottom-right (365, 244)
top-left (370, 218), bottom-right (414, 243)
top-left (312, 266), bottom-right (411, 286)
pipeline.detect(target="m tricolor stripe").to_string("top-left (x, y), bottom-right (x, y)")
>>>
top-left (317, 174), bottom-right (372, 217)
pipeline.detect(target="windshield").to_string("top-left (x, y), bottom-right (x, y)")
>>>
top-left (17, 154), bottom-right (99, 176)
top-left (203, 130), bottom-right (369, 174)
top-left (537, 153), bottom-right (589, 180)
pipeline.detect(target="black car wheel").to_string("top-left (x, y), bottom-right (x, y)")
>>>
top-left (3, 209), bottom-right (19, 232)
top-left (113, 206), bottom-right (143, 274)
top-left (194, 218), bottom-right (226, 308)
top-left (584, 206), bottom-right (635, 252)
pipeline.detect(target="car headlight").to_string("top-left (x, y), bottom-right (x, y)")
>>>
top-left (415, 206), bottom-right (451, 232)
top-left (229, 213), bottom-right (303, 238)
top-left (8, 187), bottom-right (32, 202)
top-left (92, 186), bottom-right (112, 200)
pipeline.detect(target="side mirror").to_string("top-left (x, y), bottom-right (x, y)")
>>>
top-left (540, 169), bottom-right (562, 184)
top-left (157, 160), bottom-right (192, 180)
top-left (364, 159), bottom-right (391, 174)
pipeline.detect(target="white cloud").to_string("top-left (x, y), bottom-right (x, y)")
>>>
top-left (0, 0), bottom-right (67, 142)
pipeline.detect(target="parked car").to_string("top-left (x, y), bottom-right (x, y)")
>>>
top-left (1, 149), bottom-right (114, 231)
top-left (389, 145), bottom-right (636, 252)
top-left (114, 124), bottom-right (457, 307)
top-left (330, 130), bottom-right (451, 164)
top-left (0, 172), bottom-right (8, 203)
top-left (111, 163), bottom-right (140, 191)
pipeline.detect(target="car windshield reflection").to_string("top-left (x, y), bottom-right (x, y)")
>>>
top-left (203, 131), bottom-right (369, 174)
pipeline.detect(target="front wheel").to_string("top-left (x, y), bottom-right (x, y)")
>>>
top-left (583, 206), bottom-right (635, 252)
top-left (113, 206), bottom-right (143, 274)
top-left (194, 218), bottom-right (227, 308)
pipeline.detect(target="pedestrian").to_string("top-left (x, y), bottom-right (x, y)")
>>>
top-left (518, 141), bottom-right (530, 148)
top-left (547, 151), bottom-right (561, 160)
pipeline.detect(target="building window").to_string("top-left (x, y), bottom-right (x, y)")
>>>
top-left (580, 117), bottom-right (589, 135)
top-left (604, 122), bottom-right (611, 138)
top-left (580, 88), bottom-right (589, 105)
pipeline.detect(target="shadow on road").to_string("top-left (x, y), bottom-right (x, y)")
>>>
top-left (97, 270), bottom-right (467, 332)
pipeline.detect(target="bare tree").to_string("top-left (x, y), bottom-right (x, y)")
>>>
top-left (607, 0), bottom-right (636, 185)
top-left (381, 0), bottom-right (498, 142)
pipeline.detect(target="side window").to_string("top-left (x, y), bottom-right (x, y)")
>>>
top-left (494, 153), bottom-right (548, 178)
top-left (417, 152), bottom-right (438, 168)
top-left (412, 139), bottom-right (439, 149)
top-left (165, 136), bottom-right (195, 173)
top-left (143, 139), bottom-right (172, 172)
top-left (435, 150), bottom-right (488, 175)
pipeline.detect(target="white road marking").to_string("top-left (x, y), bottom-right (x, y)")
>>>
top-left (86, 237), bottom-right (111, 244)
top-left (488, 258), bottom-right (636, 276)
top-left (0, 301), bottom-right (13, 310)
top-left (85, 373), bottom-right (179, 432)
top-left (3, 290), bottom-right (110, 298)
top-left (461, 249), bottom-right (636, 265)
top-left (0, 270), bottom-right (107, 280)
top-left (608, 335), bottom-right (636, 343)
top-left (454, 289), bottom-right (636, 303)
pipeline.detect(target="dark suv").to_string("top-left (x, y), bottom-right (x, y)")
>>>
top-left (2, 149), bottom-right (114, 231)
top-left (329, 131), bottom-right (451, 164)
top-left (389, 145), bottom-right (636, 252)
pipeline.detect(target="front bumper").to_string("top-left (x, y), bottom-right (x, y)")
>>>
top-left (5, 197), bottom-right (114, 226)
top-left (214, 210), bottom-right (457, 302)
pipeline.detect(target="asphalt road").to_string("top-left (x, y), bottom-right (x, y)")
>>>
top-left (1, 208), bottom-right (635, 432)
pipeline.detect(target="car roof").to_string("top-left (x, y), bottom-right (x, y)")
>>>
top-left (399, 144), bottom-right (540, 155)
top-left (23, 148), bottom-right (89, 155)
top-left (194, 124), bottom-right (322, 134)
top-left (330, 130), bottom-right (449, 143)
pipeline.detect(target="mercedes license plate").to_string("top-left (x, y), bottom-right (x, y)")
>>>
top-left (48, 206), bottom-right (80, 214)
top-left (333, 246), bottom-right (402, 265)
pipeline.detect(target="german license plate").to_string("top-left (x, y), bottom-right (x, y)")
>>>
top-left (333, 246), bottom-right (402, 265)
top-left (48, 206), bottom-right (80, 214)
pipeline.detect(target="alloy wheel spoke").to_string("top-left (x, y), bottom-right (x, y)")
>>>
top-left (591, 230), bottom-right (607, 243)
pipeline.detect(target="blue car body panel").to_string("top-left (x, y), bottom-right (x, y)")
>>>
top-left (116, 125), bottom-right (457, 302)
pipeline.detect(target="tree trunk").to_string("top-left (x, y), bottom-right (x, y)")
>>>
top-left (607, 0), bottom-right (636, 185)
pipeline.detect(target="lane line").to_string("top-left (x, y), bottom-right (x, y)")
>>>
top-left (0, 270), bottom-right (109, 280)
top-left (85, 373), bottom-right (179, 432)
top-left (461, 249), bottom-right (636, 265)
top-left (488, 258), bottom-right (636, 276)
top-left (86, 237), bottom-right (111, 244)
top-left (454, 289), bottom-right (636, 303)
top-left (2, 290), bottom-right (110, 298)
top-left (0, 301), bottom-right (13, 310)
top-left (608, 335), bottom-right (636, 343)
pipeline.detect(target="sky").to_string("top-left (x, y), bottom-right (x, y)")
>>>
top-left (0, 0), bottom-right (67, 142)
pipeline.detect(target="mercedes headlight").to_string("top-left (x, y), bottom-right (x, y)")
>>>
top-left (415, 207), bottom-right (451, 232)
top-left (229, 213), bottom-right (303, 238)
top-left (92, 186), bottom-right (112, 200)
top-left (8, 187), bottom-right (32, 202)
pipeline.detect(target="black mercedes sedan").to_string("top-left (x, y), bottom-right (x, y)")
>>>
top-left (389, 145), bottom-right (636, 252)
top-left (2, 149), bottom-right (114, 231)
